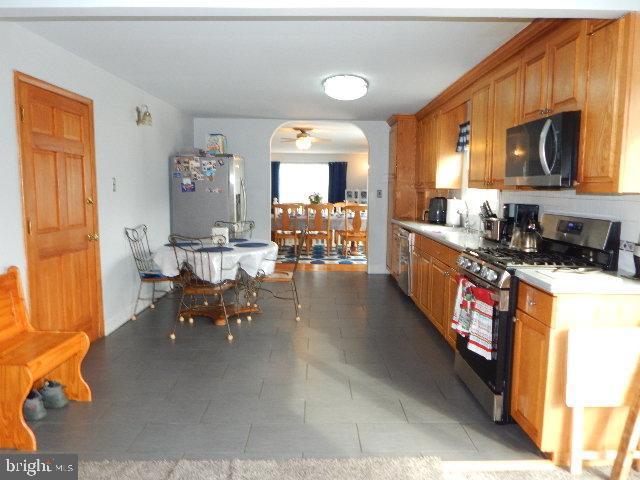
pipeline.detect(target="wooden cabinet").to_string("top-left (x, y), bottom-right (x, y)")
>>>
top-left (415, 112), bottom-right (438, 189)
top-left (387, 115), bottom-right (417, 218)
top-left (489, 56), bottom-right (521, 189)
top-left (409, 248), bottom-right (421, 302)
top-left (578, 15), bottom-right (640, 193)
top-left (511, 309), bottom-right (550, 445)
top-left (444, 267), bottom-right (459, 347)
top-left (469, 81), bottom-right (492, 188)
top-left (435, 100), bottom-right (467, 189)
top-left (519, 20), bottom-right (587, 123)
top-left (428, 258), bottom-right (449, 333)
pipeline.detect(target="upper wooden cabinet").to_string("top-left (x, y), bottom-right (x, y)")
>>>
top-left (415, 112), bottom-right (438, 189)
top-left (469, 81), bottom-right (492, 188)
top-left (387, 115), bottom-right (417, 218)
top-left (435, 100), bottom-right (467, 189)
top-left (520, 20), bottom-right (587, 123)
top-left (578, 15), bottom-right (640, 193)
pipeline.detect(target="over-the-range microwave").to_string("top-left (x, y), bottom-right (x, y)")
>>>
top-left (504, 110), bottom-right (580, 188)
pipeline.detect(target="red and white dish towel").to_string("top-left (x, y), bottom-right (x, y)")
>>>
top-left (451, 275), bottom-right (497, 360)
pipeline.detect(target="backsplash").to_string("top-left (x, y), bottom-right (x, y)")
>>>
top-left (500, 190), bottom-right (640, 273)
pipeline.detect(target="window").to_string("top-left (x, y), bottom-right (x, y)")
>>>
top-left (277, 163), bottom-right (329, 204)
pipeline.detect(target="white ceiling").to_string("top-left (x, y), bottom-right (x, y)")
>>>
top-left (9, 1), bottom-right (635, 120)
top-left (271, 121), bottom-right (368, 154)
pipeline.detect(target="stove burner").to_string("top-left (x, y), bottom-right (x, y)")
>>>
top-left (470, 247), bottom-right (595, 268)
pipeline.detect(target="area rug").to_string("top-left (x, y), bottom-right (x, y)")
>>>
top-left (277, 243), bottom-right (367, 265)
top-left (78, 457), bottom-right (634, 480)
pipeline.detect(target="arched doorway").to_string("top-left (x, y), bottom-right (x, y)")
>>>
top-left (269, 121), bottom-right (370, 270)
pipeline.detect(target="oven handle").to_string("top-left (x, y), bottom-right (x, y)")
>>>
top-left (457, 268), bottom-right (504, 305)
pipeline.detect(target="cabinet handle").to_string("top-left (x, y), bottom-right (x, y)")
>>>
top-left (528, 299), bottom-right (536, 306)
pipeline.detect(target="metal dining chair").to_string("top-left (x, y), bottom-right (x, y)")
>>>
top-left (124, 225), bottom-right (175, 321)
top-left (214, 220), bottom-right (255, 241)
top-left (167, 234), bottom-right (238, 341)
top-left (255, 229), bottom-right (307, 322)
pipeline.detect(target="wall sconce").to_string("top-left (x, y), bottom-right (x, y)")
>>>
top-left (136, 105), bottom-right (152, 126)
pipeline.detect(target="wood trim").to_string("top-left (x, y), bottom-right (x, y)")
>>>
top-left (416, 19), bottom-right (562, 120)
top-left (387, 114), bottom-right (416, 127)
top-left (13, 71), bottom-right (104, 338)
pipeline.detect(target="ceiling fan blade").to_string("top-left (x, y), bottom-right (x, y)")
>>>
top-left (280, 138), bottom-right (297, 143)
top-left (311, 138), bottom-right (332, 143)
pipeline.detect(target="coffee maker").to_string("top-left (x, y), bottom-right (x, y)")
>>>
top-left (502, 203), bottom-right (540, 243)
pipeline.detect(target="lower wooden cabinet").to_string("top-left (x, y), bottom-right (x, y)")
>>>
top-left (410, 234), bottom-right (460, 347)
top-left (510, 309), bottom-right (550, 445)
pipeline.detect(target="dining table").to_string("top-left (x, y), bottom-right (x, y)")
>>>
top-left (271, 212), bottom-right (368, 231)
top-left (153, 239), bottom-right (278, 324)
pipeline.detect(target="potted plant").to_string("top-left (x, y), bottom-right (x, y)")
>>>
top-left (308, 193), bottom-right (322, 204)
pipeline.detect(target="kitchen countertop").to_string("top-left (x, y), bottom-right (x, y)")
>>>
top-left (392, 218), bottom-right (640, 296)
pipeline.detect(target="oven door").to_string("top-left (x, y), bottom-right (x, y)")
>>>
top-left (453, 272), bottom-right (516, 423)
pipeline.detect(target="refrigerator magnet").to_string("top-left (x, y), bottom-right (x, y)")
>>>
top-left (181, 177), bottom-right (195, 192)
top-left (172, 171), bottom-right (182, 179)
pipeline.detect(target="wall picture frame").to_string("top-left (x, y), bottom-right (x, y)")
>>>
top-left (345, 190), bottom-right (354, 201)
top-left (359, 190), bottom-right (368, 204)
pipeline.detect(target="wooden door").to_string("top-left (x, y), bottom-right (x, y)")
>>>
top-left (547, 20), bottom-right (587, 115)
top-left (510, 309), bottom-right (550, 445)
top-left (490, 58), bottom-right (521, 189)
top-left (428, 258), bottom-right (448, 333)
top-left (16, 73), bottom-right (103, 341)
top-left (578, 19), bottom-right (625, 193)
top-left (520, 39), bottom-right (548, 123)
top-left (435, 102), bottom-right (466, 189)
top-left (469, 82), bottom-right (492, 188)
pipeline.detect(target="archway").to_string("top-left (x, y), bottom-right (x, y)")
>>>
top-left (269, 121), bottom-right (370, 270)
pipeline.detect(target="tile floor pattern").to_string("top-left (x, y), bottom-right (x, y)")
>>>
top-left (21, 272), bottom-right (542, 461)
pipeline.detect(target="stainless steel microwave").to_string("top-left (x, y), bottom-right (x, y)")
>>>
top-left (504, 111), bottom-right (580, 188)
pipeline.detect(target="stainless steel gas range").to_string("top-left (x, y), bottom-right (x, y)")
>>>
top-left (453, 214), bottom-right (621, 423)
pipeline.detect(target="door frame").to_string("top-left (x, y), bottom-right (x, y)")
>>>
top-left (14, 71), bottom-right (104, 338)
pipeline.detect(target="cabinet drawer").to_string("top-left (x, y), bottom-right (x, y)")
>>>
top-left (416, 236), bottom-right (459, 267)
top-left (517, 282), bottom-right (554, 326)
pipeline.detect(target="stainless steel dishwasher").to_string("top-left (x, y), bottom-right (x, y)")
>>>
top-left (395, 227), bottom-right (413, 295)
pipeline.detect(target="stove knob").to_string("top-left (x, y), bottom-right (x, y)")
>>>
top-left (471, 262), bottom-right (482, 273)
top-left (456, 257), bottom-right (465, 267)
top-left (485, 269), bottom-right (498, 282)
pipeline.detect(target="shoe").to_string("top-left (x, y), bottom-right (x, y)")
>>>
top-left (23, 390), bottom-right (47, 421)
top-left (39, 380), bottom-right (69, 409)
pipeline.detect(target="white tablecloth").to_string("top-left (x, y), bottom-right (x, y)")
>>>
top-left (153, 240), bottom-right (278, 284)
top-left (272, 214), bottom-right (367, 231)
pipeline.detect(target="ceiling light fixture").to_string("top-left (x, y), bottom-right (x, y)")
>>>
top-left (136, 104), bottom-right (152, 126)
top-left (295, 135), bottom-right (312, 150)
top-left (322, 75), bottom-right (368, 101)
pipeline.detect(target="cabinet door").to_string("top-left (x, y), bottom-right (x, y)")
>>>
top-left (510, 309), bottom-right (550, 446)
top-left (469, 82), bottom-right (492, 188)
top-left (428, 258), bottom-right (449, 333)
top-left (520, 39), bottom-right (549, 122)
top-left (423, 113), bottom-right (438, 188)
top-left (415, 119), bottom-right (425, 189)
top-left (409, 249), bottom-right (421, 302)
top-left (445, 267), bottom-right (458, 347)
top-left (578, 19), bottom-right (624, 193)
top-left (435, 102), bottom-right (466, 189)
top-left (547, 20), bottom-right (587, 115)
top-left (418, 253), bottom-right (432, 313)
top-left (490, 57), bottom-right (521, 189)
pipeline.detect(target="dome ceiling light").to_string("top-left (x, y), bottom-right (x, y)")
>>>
top-left (322, 75), bottom-right (368, 101)
top-left (295, 134), bottom-right (312, 150)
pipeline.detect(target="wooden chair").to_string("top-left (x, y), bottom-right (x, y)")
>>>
top-left (168, 234), bottom-right (238, 341)
top-left (335, 204), bottom-right (368, 256)
top-left (124, 224), bottom-right (175, 320)
top-left (273, 204), bottom-right (302, 250)
top-left (0, 266), bottom-right (91, 451)
top-left (256, 229), bottom-right (307, 322)
top-left (304, 203), bottom-right (333, 255)
top-left (566, 327), bottom-right (640, 476)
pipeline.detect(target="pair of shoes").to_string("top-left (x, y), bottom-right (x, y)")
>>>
top-left (22, 380), bottom-right (69, 422)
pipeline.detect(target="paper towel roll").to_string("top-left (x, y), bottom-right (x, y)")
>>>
top-left (446, 199), bottom-right (463, 226)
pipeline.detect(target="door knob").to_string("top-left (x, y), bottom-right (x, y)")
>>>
top-left (86, 233), bottom-right (100, 241)
top-left (86, 197), bottom-right (95, 205)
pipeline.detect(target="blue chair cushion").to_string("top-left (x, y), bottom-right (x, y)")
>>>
top-left (140, 270), bottom-right (165, 279)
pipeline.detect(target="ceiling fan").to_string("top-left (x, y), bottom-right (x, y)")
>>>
top-left (280, 127), bottom-right (331, 151)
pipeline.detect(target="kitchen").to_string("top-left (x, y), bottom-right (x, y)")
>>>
top-left (388, 15), bottom-right (640, 472)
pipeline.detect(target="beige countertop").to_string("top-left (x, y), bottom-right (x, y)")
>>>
top-left (392, 218), bottom-right (640, 296)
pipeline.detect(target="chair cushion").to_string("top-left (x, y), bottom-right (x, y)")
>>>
top-left (140, 270), bottom-right (165, 279)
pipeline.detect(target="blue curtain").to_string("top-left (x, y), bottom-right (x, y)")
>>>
top-left (271, 161), bottom-right (280, 202)
top-left (328, 162), bottom-right (348, 203)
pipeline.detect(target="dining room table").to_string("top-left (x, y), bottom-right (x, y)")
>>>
top-left (153, 238), bottom-right (278, 324)
top-left (271, 212), bottom-right (368, 231)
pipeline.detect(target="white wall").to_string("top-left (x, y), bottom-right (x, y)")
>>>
top-left (0, 22), bottom-right (193, 335)
top-left (270, 152), bottom-right (369, 192)
top-left (501, 190), bottom-right (640, 273)
top-left (194, 119), bottom-right (390, 273)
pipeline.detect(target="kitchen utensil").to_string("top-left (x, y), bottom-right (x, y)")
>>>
top-left (482, 218), bottom-right (505, 242)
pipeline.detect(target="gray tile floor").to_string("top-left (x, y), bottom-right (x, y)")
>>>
top-left (25, 272), bottom-right (543, 461)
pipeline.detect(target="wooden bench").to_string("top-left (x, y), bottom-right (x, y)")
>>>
top-left (0, 266), bottom-right (91, 451)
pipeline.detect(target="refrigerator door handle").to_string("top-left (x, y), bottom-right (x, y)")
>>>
top-left (241, 178), bottom-right (247, 222)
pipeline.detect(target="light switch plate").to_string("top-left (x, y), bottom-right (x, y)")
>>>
top-left (620, 240), bottom-right (636, 252)
top-left (376, 189), bottom-right (383, 198)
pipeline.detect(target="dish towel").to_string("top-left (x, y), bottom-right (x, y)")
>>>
top-left (451, 275), bottom-right (474, 337)
top-left (467, 287), bottom-right (497, 360)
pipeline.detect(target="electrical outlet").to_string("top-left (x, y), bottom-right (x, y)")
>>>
top-left (620, 240), bottom-right (636, 252)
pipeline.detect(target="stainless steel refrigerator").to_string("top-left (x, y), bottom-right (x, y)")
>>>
top-left (170, 154), bottom-right (246, 237)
